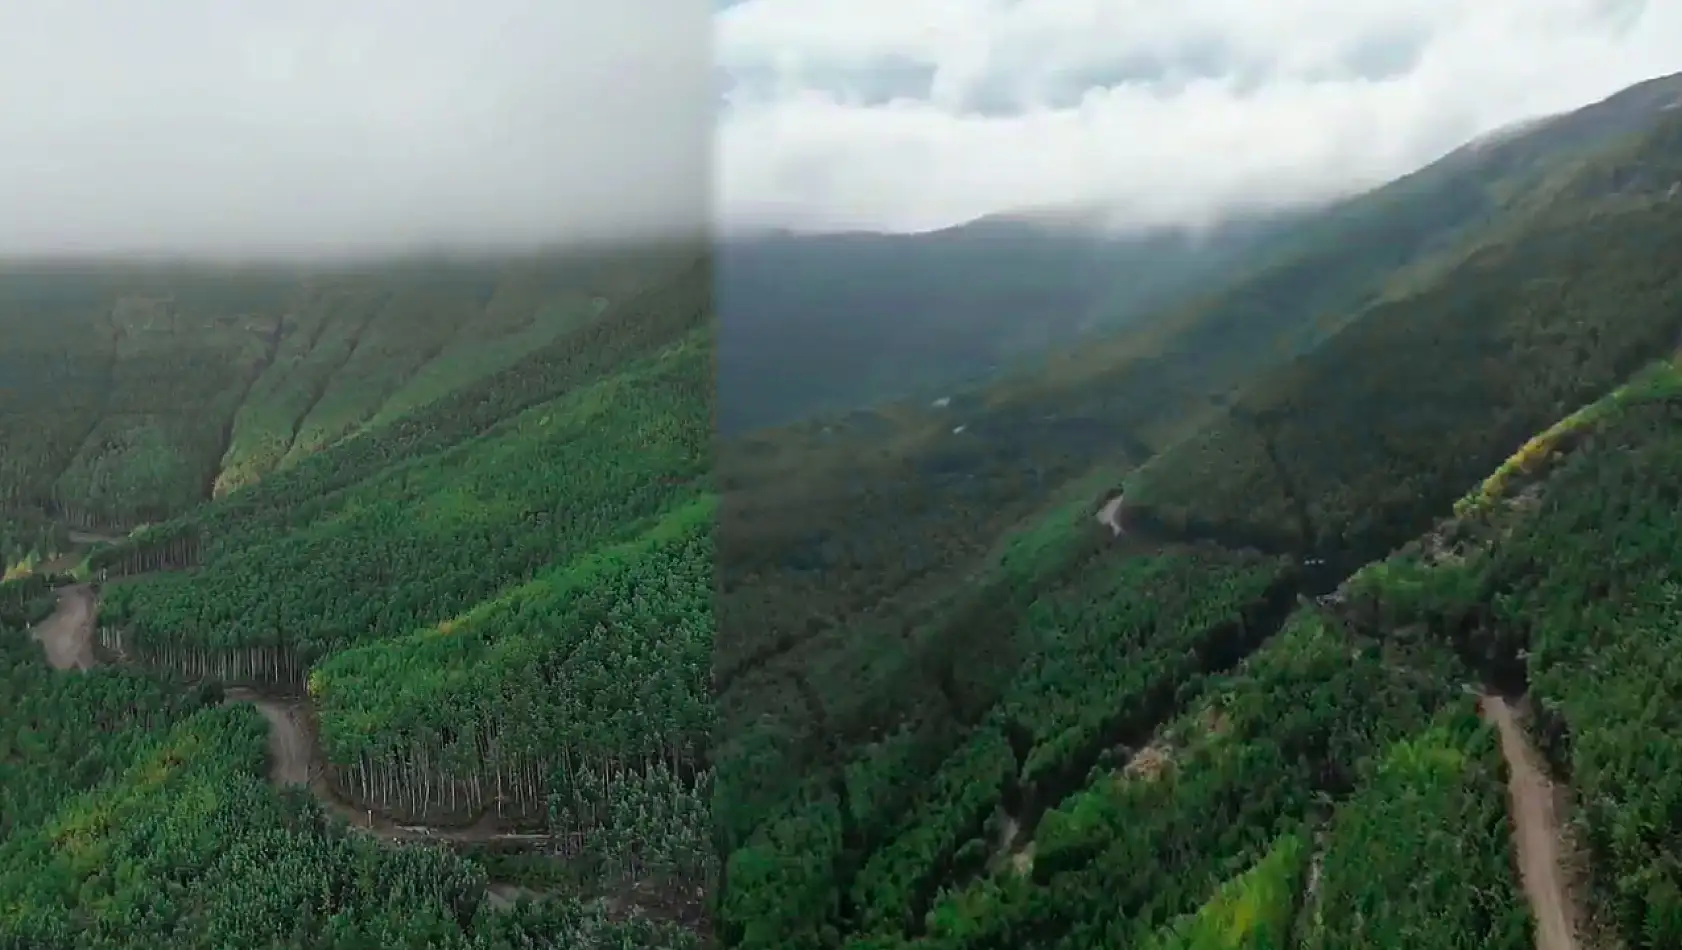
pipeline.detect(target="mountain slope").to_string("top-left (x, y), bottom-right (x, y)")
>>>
top-left (712, 71), bottom-right (1682, 950)
top-left (1329, 353), bottom-right (1682, 949)
top-left (1122, 103), bottom-right (1682, 567)
top-left (0, 247), bottom-right (691, 538)
top-left (718, 72), bottom-right (1682, 439)
top-left (0, 249), bottom-right (713, 948)
top-left (715, 75), bottom-right (1682, 799)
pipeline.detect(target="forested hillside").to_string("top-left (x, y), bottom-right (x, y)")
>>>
top-left (0, 245), bottom-right (691, 543)
top-left (714, 71), bottom-right (1682, 949)
top-left (0, 249), bottom-right (714, 948)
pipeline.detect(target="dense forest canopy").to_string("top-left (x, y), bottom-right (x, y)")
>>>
top-left (0, 247), bottom-right (692, 535)
top-left (0, 247), bottom-right (714, 948)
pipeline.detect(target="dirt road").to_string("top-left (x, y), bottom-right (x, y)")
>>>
top-left (1096, 494), bottom-right (1125, 537)
top-left (224, 688), bottom-right (313, 786)
top-left (1482, 694), bottom-right (1580, 950)
top-left (24, 587), bottom-right (541, 846)
top-left (9, 579), bottom-right (686, 923)
top-left (30, 584), bottom-right (97, 671)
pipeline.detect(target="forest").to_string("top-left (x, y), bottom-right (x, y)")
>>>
top-left (0, 247), bottom-right (714, 947)
top-left (0, 247), bottom-right (691, 536)
top-left (1330, 357), bottom-right (1682, 947)
top-left (712, 74), bottom-right (1682, 949)
top-left (0, 610), bottom-right (700, 949)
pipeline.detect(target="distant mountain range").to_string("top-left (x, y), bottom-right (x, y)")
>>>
top-left (716, 210), bottom-right (1304, 433)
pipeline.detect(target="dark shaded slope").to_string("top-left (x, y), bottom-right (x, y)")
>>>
top-left (717, 214), bottom-right (1294, 434)
top-left (1124, 108), bottom-right (1682, 570)
top-left (0, 249), bottom-right (694, 534)
top-left (984, 72), bottom-right (1682, 444)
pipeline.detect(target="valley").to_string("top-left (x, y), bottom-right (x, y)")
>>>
top-left (712, 70), bottom-right (1682, 950)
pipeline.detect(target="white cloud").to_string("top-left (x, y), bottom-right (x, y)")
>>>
top-left (0, 1), bottom-right (711, 258)
top-left (716, 0), bottom-right (1682, 234)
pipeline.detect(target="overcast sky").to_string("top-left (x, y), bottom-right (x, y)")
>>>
top-left (0, 1), bottom-right (710, 258)
top-left (6, 3), bottom-right (1678, 257)
top-left (717, 0), bottom-right (1682, 234)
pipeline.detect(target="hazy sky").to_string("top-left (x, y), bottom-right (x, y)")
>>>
top-left (716, 0), bottom-right (1682, 234)
top-left (0, 1), bottom-right (711, 258)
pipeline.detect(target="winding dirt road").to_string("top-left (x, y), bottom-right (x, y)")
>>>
top-left (27, 584), bottom-right (544, 846)
top-left (223, 687), bottom-right (313, 786)
top-left (1481, 694), bottom-right (1580, 950)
